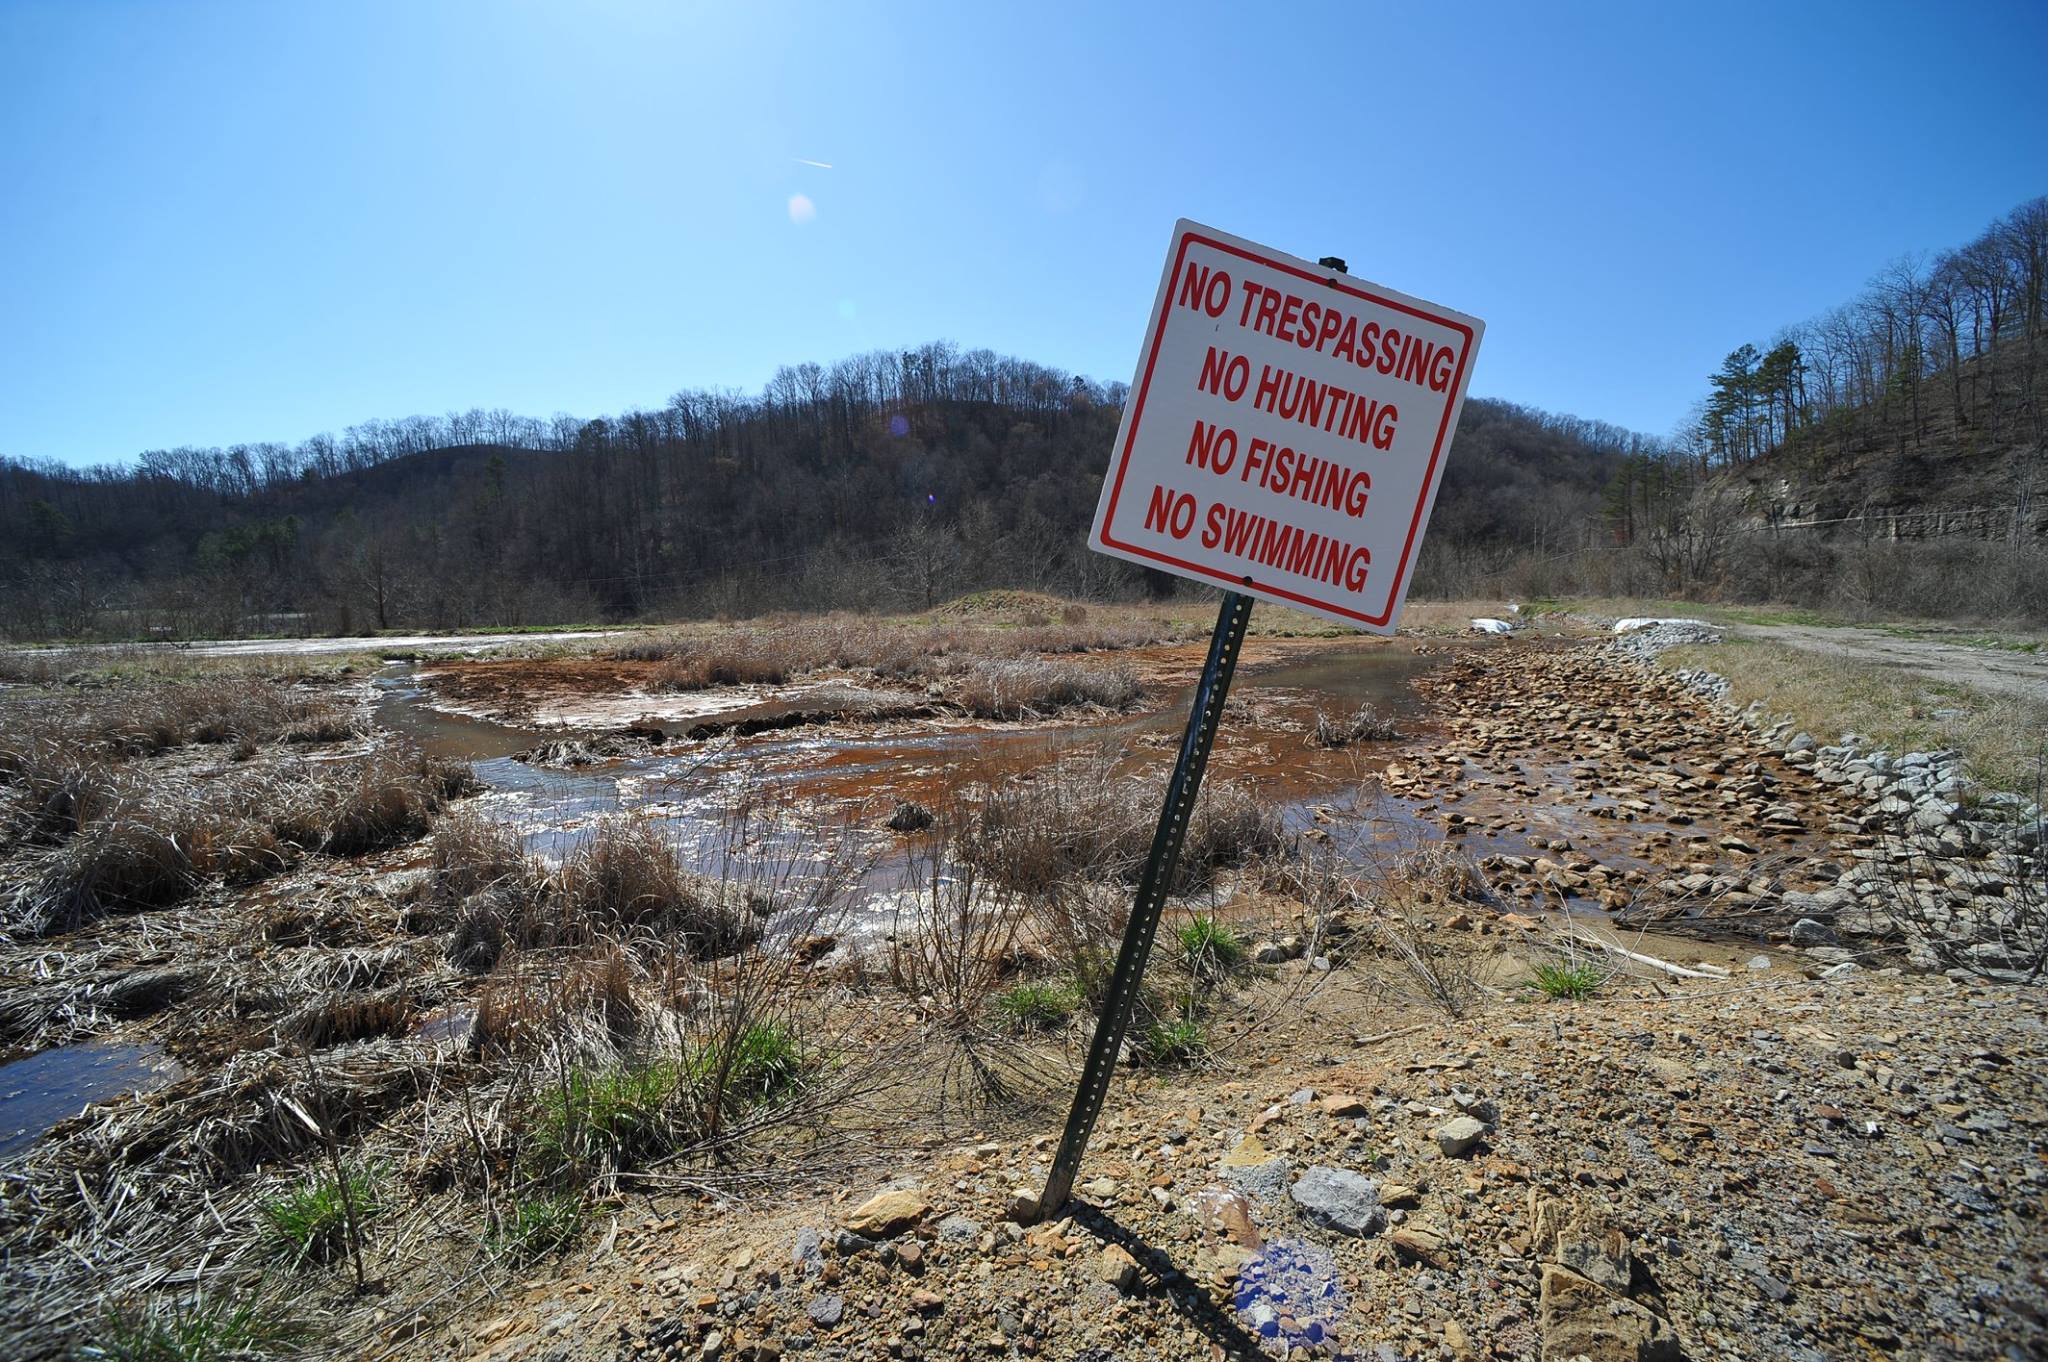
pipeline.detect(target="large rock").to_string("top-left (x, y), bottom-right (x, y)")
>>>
top-left (844, 1188), bottom-right (929, 1238)
top-left (1539, 1263), bottom-right (1680, 1361)
top-left (1435, 1115), bottom-right (1488, 1157)
top-left (1788, 918), bottom-right (1838, 948)
top-left (1558, 1225), bottom-right (1635, 1296)
top-left (1220, 1134), bottom-right (1291, 1201)
top-left (1288, 1166), bottom-right (1384, 1236)
top-left (1388, 1225), bottom-right (1453, 1268)
top-left (935, 1214), bottom-right (981, 1245)
top-left (1094, 1244), bottom-right (1140, 1293)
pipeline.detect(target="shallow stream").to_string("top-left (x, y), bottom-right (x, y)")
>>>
top-left (372, 646), bottom-right (1449, 916)
top-left (0, 1042), bottom-right (183, 1160)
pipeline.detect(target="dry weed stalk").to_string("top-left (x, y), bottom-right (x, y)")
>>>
top-left (953, 746), bottom-right (1280, 896)
top-left (887, 846), bottom-right (1025, 1028)
top-left (1308, 703), bottom-right (1400, 749)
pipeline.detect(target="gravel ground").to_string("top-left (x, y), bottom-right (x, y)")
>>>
top-left (439, 962), bottom-right (2044, 1362)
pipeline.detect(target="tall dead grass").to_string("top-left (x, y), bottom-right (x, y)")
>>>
top-left (5, 745), bottom-right (475, 937)
top-left (619, 613), bottom-right (1170, 694)
top-left (953, 750), bottom-right (1282, 895)
top-left (36, 678), bottom-right (364, 757)
top-left (427, 812), bottom-right (774, 977)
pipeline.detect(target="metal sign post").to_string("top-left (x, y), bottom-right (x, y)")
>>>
top-left (1045, 224), bottom-right (1483, 1213)
top-left (1040, 256), bottom-right (1357, 1217)
top-left (1037, 587), bottom-right (1251, 1216)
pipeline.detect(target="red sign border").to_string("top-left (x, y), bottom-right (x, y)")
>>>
top-left (1095, 230), bottom-right (1475, 627)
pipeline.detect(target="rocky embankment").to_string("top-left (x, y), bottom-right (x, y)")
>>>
top-left (1383, 641), bottom-right (1866, 943)
top-left (1376, 629), bottom-right (2042, 984)
top-left (1654, 642), bottom-right (2045, 983)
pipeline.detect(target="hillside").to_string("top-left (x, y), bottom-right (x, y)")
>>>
top-left (0, 345), bottom-right (1643, 641)
top-left (1735, 341), bottom-right (2045, 538)
top-left (1676, 197), bottom-right (2046, 541)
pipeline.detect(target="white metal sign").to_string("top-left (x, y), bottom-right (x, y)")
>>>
top-left (1089, 220), bottom-right (1484, 631)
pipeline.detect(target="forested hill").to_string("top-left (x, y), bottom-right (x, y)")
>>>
top-left (0, 343), bottom-right (1648, 640)
top-left (1668, 195), bottom-right (2046, 535)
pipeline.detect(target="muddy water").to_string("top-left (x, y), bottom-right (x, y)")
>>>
top-left (376, 645), bottom-right (1452, 921)
top-left (0, 1042), bottom-right (183, 1160)
top-left (384, 643), bottom-right (1787, 931)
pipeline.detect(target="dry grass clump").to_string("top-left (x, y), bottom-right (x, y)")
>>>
top-left (0, 736), bottom-right (122, 846)
top-left (1008, 621), bottom-right (1161, 654)
top-left (6, 744), bottom-right (475, 937)
top-left (428, 815), bottom-right (761, 971)
top-left (652, 645), bottom-right (797, 691)
top-left (556, 817), bottom-right (759, 956)
top-left (954, 753), bottom-right (1282, 895)
top-left (283, 984), bottom-right (422, 1049)
top-left (475, 947), bottom-right (642, 1056)
top-left (87, 678), bottom-right (362, 756)
top-left (429, 808), bottom-right (538, 902)
top-left (1309, 703), bottom-right (1400, 748)
top-left (951, 659), bottom-right (1144, 720)
top-left (320, 748), bottom-right (474, 855)
top-left (425, 810), bottom-right (549, 972)
top-left (618, 612), bottom-right (1174, 697)
top-left (23, 814), bottom-right (196, 934)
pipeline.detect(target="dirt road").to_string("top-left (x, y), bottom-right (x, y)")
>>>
top-left (1734, 622), bottom-right (2048, 703)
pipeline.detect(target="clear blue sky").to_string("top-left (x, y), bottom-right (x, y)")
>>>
top-left (3, 0), bottom-right (2044, 467)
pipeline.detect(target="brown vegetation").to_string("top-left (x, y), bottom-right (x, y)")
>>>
top-left (0, 679), bottom-right (466, 936)
top-left (624, 613), bottom-right (1169, 698)
top-left (952, 750), bottom-right (1283, 895)
top-left (950, 659), bottom-right (1143, 720)
top-left (1309, 702), bottom-right (1400, 748)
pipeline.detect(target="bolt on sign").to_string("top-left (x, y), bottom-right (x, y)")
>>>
top-left (1089, 220), bottom-right (1485, 632)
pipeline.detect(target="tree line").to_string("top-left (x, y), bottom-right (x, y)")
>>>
top-left (1681, 196), bottom-right (2046, 474)
top-left (0, 343), bottom-right (1645, 640)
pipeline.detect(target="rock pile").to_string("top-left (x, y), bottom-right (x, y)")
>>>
top-left (1658, 658), bottom-right (2045, 981)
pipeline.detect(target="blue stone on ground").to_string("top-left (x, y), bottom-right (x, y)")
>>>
top-left (1233, 1239), bottom-right (1350, 1354)
top-left (936, 1214), bottom-right (981, 1244)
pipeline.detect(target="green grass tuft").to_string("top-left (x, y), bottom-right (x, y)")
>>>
top-left (1138, 1017), bottom-right (1208, 1064)
top-left (705, 1020), bottom-right (806, 1106)
top-left (492, 1194), bottom-right (585, 1262)
top-left (524, 1023), bottom-right (810, 1180)
top-left (526, 1062), bottom-right (684, 1178)
top-left (258, 1167), bottom-right (381, 1267)
top-left (99, 1291), bottom-right (308, 1362)
top-left (1530, 961), bottom-right (1604, 1000)
top-left (991, 979), bottom-right (1079, 1031)
top-left (1176, 915), bottom-right (1243, 979)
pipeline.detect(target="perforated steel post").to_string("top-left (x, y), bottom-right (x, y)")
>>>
top-left (1037, 588), bottom-right (1253, 1216)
